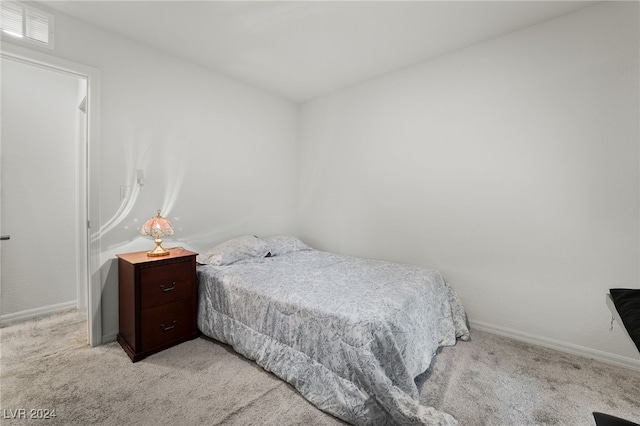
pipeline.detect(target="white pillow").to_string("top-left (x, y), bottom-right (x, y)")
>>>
top-left (197, 235), bottom-right (270, 266)
top-left (262, 236), bottom-right (312, 256)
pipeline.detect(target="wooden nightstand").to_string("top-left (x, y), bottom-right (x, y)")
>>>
top-left (116, 248), bottom-right (199, 362)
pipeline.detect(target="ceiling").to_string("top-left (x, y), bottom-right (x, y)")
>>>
top-left (41, 1), bottom-right (598, 102)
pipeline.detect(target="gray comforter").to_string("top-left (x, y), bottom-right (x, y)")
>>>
top-left (197, 249), bottom-right (469, 425)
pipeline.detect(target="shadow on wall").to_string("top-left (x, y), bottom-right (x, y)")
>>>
top-left (100, 258), bottom-right (119, 343)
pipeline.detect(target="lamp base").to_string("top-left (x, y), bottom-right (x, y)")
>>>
top-left (147, 239), bottom-right (170, 257)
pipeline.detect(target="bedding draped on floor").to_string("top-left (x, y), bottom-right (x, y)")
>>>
top-left (197, 249), bottom-right (469, 425)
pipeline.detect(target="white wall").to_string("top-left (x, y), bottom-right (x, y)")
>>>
top-left (299, 2), bottom-right (640, 365)
top-left (15, 6), bottom-right (299, 339)
top-left (1, 58), bottom-right (81, 315)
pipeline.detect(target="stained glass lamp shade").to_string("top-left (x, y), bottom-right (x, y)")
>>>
top-left (140, 210), bottom-right (174, 256)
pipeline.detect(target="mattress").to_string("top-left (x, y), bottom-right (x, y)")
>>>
top-left (197, 247), bottom-right (469, 425)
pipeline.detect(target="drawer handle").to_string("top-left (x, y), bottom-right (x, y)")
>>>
top-left (160, 320), bottom-right (177, 331)
top-left (160, 282), bottom-right (177, 292)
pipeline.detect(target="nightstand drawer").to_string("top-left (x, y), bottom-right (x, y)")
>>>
top-left (140, 262), bottom-right (193, 309)
top-left (141, 300), bottom-right (194, 351)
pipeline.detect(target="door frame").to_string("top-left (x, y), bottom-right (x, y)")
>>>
top-left (1, 42), bottom-right (102, 346)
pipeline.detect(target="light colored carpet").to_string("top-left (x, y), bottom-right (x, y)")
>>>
top-left (1, 309), bottom-right (639, 425)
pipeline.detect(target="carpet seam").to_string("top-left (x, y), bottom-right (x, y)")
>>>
top-left (211, 382), bottom-right (285, 425)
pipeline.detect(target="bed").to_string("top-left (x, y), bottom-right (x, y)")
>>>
top-left (196, 236), bottom-right (470, 425)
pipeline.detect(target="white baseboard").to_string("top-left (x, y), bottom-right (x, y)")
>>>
top-left (0, 301), bottom-right (77, 327)
top-left (470, 320), bottom-right (640, 372)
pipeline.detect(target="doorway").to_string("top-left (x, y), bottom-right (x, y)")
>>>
top-left (0, 45), bottom-right (101, 346)
top-left (1, 57), bottom-right (85, 322)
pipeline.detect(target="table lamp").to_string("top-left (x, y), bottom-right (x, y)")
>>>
top-left (140, 210), bottom-right (174, 256)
